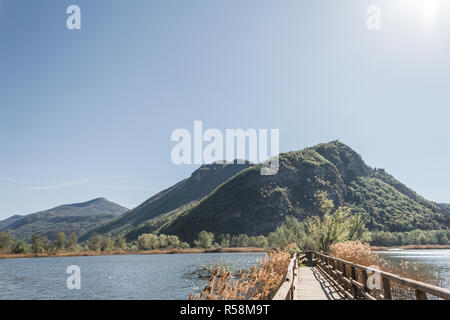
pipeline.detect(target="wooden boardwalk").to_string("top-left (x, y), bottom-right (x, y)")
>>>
top-left (294, 266), bottom-right (346, 300)
top-left (274, 251), bottom-right (450, 300)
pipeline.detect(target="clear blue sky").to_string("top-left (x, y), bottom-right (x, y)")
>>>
top-left (1, 0), bottom-right (450, 219)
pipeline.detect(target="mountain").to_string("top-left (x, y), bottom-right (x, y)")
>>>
top-left (438, 203), bottom-right (450, 215)
top-left (159, 141), bottom-right (448, 242)
top-left (80, 161), bottom-right (253, 240)
top-left (0, 215), bottom-right (23, 231)
top-left (86, 141), bottom-right (448, 243)
top-left (0, 198), bottom-right (128, 241)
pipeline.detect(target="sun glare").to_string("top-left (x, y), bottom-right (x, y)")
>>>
top-left (409, 0), bottom-right (442, 26)
top-left (421, 0), bottom-right (439, 24)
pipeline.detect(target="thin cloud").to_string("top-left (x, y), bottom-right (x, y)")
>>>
top-left (21, 178), bottom-right (93, 191)
top-left (0, 178), bottom-right (50, 185)
top-left (85, 185), bottom-right (155, 192)
top-left (3, 176), bottom-right (153, 193)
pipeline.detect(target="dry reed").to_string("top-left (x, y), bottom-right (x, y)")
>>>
top-left (329, 241), bottom-right (442, 299)
top-left (190, 247), bottom-right (293, 300)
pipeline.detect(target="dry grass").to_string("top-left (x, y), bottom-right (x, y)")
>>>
top-left (190, 247), bottom-right (293, 300)
top-left (330, 241), bottom-right (443, 299)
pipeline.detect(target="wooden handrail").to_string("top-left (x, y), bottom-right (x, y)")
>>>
top-left (311, 251), bottom-right (450, 300)
top-left (273, 253), bottom-right (297, 300)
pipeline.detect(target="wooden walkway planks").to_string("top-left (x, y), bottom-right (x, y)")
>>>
top-left (294, 266), bottom-right (346, 300)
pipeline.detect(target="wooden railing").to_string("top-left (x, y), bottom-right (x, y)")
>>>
top-left (272, 253), bottom-right (298, 300)
top-left (311, 251), bottom-right (450, 300)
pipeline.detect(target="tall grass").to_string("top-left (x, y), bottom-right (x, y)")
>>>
top-left (189, 248), bottom-right (292, 300)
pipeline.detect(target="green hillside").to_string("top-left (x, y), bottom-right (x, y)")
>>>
top-left (80, 161), bottom-right (253, 240)
top-left (0, 198), bottom-right (128, 241)
top-left (159, 141), bottom-right (448, 242)
top-left (80, 141), bottom-right (448, 244)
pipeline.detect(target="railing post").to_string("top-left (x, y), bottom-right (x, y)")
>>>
top-left (341, 261), bottom-right (348, 293)
top-left (338, 261), bottom-right (344, 288)
top-left (306, 251), bottom-right (313, 267)
top-left (382, 277), bottom-right (392, 300)
top-left (361, 269), bottom-right (369, 300)
top-left (415, 289), bottom-right (427, 300)
top-left (351, 266), bottom-right (358, 299)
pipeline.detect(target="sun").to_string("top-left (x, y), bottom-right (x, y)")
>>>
top-left (421, 0), bottom-right (439, 23)
top-left (410, 0), bottom-right (442, 25)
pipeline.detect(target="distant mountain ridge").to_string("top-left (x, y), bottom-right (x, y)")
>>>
top-left (81, 161), bottom-right (253, 240)
top-left (438, 203), bottom-right (450, 215)
top-left (84, 141), bottom-right (448, 243)
top-left (0, 198), bottom-right (128, 241)
top-left (0, 215), bottom-right (24, 231)
top-left (6, 141), bottom-right (448, 244)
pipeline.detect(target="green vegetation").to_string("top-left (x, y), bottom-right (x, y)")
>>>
top-left (265, 191), bottom-right (367, 252)
top-left (0, 231), bottom-right (82, 254)
top-left (0, 198), bottom-right (127, 241)
top-left (193, 231), bottom-right (215, 249)
top-left (137, 233), bottom-right (187, 250)
top-left (159, 141), bottom-right (448, 242)
top-left (302, 191), bottom-right (367, 252)
top-left (0, 232), bottom-right (12, 254)
top-left (348, 175), bottom-right (446, 232)
top-left (370, 229), bottom-right (450, 246)
top-left (82, 161), bottom-right (253, 241)
top-left (1, 141), bottom-right (448, 252)
top-left (267, 217), bottom-right (306, 249)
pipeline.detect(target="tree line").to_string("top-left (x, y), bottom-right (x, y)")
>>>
top-left (1, 192), bottom-right (447, 255)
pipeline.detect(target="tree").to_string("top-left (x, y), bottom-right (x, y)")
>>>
top-left (167, 235), bottom-right (180, 248)
top-left (436, 230), bottom-right (448, 245)
top-left (218, 234), bottom-right (231, 248)
top-left (180, 242), bottom-right (190, 249)
top-left (0, 232), bottom-right (12, 254)
top-left (55, 232), bottom-right (66, 251)
top-left (87, 233), bottom-right (102, 251)
top-left (66, 232), bottom-right (78, 251)
top-left (194, 231), bottom-right (214, 249)
top-left (137, 234), bottom-right (159, 250)
top-left (251, 235), bottom-right (268, 248)
top-left (231, 234), bottom-right (250, 247)
top-left (31, 234), bottom-right (47, 254)
top-left (158, 234), bottom-right (168, 248)
top-left (314, 190), bottom-right (334, 217)
top-left (304, 192), bottom-right (366, 252)
top-left (11, 240), bottom-right (27, 254)
top-left (267, 217), bottom-right (306, 248)
top-left (100, 237), bottom-right (114, 251)
top-left (116, 237), bottom-right (126, 250)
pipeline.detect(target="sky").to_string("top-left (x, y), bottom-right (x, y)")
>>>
top-left (1, 0), bottom-right (450, 219)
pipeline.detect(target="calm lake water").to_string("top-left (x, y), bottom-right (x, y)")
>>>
top-left (1, 250), bottom-right (448, 299)
top-left (0, 253), bottom-right (266, 300)
top-left (376, 249), bottom-right (450, 289)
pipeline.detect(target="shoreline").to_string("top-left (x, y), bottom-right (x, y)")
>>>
top-left (370, 244), bottom-right (450, 251)
top-left (1, 244), bottom-right (448, 260)
top-left (0, 247), bottom-right (270, 260)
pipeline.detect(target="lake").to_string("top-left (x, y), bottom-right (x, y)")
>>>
top-left (376, 249), bottom-right (450, 290)
top-left (0, 252), bottom-right (266, 300)
top-left (1, 250), bottom-right (448, 299)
